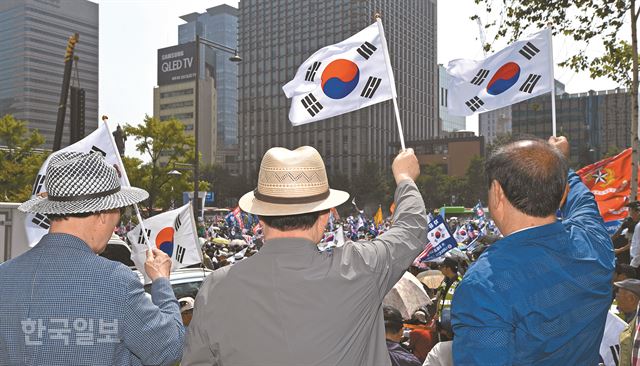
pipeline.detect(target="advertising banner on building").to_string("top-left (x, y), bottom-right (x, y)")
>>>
top-left (157, 42), bottom-right (196, 85)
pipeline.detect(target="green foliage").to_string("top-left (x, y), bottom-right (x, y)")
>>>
top-left (350, 161), bottom-right (393, 210)
top-left (123, 115), bottom-right (208, 215)
top-left (473, 0), bottom-right (635, 86)
top-left (0, 114), bottom-right (46, 201)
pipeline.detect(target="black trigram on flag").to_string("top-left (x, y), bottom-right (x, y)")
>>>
top-left (361, 77), bottom-right (382, 98)
top-left (301, 93), bottom-right (323, 117)
top-left (465, 96), bottom-right (485, 112)
top-left (90, 145), bottom-right (106, 157)
top-left (175, 245), bottom-right (186, 263)
top-left (32, 213), bottom-right (50, 230)
top-left (305, 61), bottom-right (321, 82)
top-left (174, 215), bottom-right (182, 231)
top-left (519, 42), bottom-right (540, 60)
top-left (137, 228), bottom-right (151, 245)
top-left (519, 74), bottom-right (542, 93)
top-left (31, 174), bottom-right (46, 196)
top-left (470, 69), bottom-right (490, 86)
top-left (356, 41), bottom-right (377, 60)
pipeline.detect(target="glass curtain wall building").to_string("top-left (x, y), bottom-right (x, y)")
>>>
top-left (238, 0), bottom-right (438, 179)
top-left (0, 0), bottom-right (98, 149)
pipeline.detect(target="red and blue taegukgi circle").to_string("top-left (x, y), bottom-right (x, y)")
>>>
top-left (156, 227), bottom-right (174, 257)
top-left (486, 62), bottom-right (520, 96)
top-left (321, 59), bottom-right (360, 99)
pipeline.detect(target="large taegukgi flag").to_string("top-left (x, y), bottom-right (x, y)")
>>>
top-left (576, 148), bottom-right (634, 222)
top-left (446, 29), bottom-right (553, 116)
top-left (282, 21), bottom-right (396, 125)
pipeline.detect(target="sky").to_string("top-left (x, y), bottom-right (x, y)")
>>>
top-left (96, 0), bottom-right (621, 149)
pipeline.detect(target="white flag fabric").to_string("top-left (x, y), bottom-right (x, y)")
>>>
top-left (598, 311), bottom-right (626, 366)
top-left (446, 29), bottom-right (552, 116)
top-left (127, 202), bottom-right (202, 283)
top-left (283, 21), bottom-right (396, 126)
top-left (25, 121), bottom-right (127, 247)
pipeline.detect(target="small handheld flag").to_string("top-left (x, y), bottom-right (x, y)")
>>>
top-left (446, 29), bottom-right (553, 118)
top-left (415, 215), bottom-right (457, 263)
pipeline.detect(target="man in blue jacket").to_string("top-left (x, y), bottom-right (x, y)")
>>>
top-left (451, 136), bottom-right (615, 365)
top-left (0, 152), bottom-right (184, 365)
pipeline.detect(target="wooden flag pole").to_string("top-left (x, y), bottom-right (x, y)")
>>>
top-left (102, 115), bottom-right (153, 250)
top-left (546, 25), bottom-right (557, 137)
top-left (375, 14), bottom-right (406, 150)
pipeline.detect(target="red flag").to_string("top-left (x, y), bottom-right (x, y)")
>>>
top-left (576, 148), bottom-right (633, 222)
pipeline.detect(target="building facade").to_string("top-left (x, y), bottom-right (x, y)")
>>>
top-left (479, 80), bottom-right (565, 145)
top-left (396, 131), bottom-right (484, 177)
top-left (154, 42), bottom-right (217, 166)
top-left (238, 0), bottom-right (438, 179)
top-left (179, 5), bottom-right (239, 172)
top-left (0, 0), bottom-right (98, 149)
top-left (438, 64), bottom-right (465, 133)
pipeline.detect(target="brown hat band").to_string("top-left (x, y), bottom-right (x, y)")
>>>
top-left (253, 189), bottom-right (330, 205)
top-left (48, 186), bottom-right (121, 202)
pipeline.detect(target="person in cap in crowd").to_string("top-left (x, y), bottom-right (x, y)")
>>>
top-left (614, 279), bottom-right (640, 365)
top-left (183, 146), bottom-right (427, 365)
top-left (435, 257), bottom-right (461, 341)
top-left (383, 305), bottom-right (422, 366)
top-left (451, 137), bottom-right (615, 365)
top-left (0, 152), bottom-right (184, 366)
top-left (179, 297), bottom-right (195, 327)
top-left (616, 263), bottom-right (638, 283)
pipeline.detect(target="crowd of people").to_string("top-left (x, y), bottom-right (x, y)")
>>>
top-left (0, 136), bottom-right (629, 366)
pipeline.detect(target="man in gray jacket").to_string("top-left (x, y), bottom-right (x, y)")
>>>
top-left (183, 146), bottom-right (427, 366)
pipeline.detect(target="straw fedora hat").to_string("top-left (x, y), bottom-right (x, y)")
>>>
top-left (19, 151), bottom-right (148, 215)
top-left (239, 146), bottom-right (349, 216)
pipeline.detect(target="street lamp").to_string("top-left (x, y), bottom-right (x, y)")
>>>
top-left (168, 169), bottom-right (182, 209)
top-left (194, 34), bottom-right (241, 219)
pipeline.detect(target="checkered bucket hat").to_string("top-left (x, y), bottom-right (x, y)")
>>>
top-left (19, 151), bottom-right (148, 214)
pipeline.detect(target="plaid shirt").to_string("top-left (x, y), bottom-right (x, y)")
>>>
top-left (0, 233), bottom-right (184, 365)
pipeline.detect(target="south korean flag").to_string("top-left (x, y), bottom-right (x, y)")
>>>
top-left (415, 215), bottom-right (458, 263)
top-left (446, 29), bottom-right (553, 116)
top-left (283, 20), bottom-right (396, 126)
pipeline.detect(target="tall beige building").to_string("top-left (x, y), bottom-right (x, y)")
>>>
top-left (153, 42), bottom-right (217, 166)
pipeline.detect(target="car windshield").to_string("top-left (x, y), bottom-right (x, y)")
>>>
top-left (144, 280), bottom-right (203, 299)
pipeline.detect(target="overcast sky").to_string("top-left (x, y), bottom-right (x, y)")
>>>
top-left (96, 0), bottom-right (620, 148)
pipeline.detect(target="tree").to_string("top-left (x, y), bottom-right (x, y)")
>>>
top-left (124, 115), bottom-right (208, 215)
top-left (473, 0), bottom-right (640, 198)
top-left (350, 161), bottom-right (393, 212)
top-left (0, 114), bottom-right (46, 202)
top-left (464, 155), bottom-right (487, 204)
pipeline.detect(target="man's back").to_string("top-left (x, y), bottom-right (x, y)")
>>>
top-left (183, 180), bottom-right (428, 366)
top-left (452, 172), bottom-right (615, 365)
top-left (0, 233), bottom-right (183, 366)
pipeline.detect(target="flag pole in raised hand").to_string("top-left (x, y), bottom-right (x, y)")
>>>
top-left (546, 24), bottom-right (557, 137)
top-left (102, 115), bottom-right (152, 250)
top-left (375, 14), bottom-right (406, 150)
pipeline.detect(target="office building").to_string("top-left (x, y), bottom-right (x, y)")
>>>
top-left (0, 0), bottom-right (98, 149)
top-left (438, 64), bottom-right (465, 133)
top-left (179, 5), bottom-right (239, 172)
top-left (238, 0), bottom-right (439, 179)
top-left (154, 42), bottom-right (217, 165)
top-left (479, 80), bottom-right (565, 145)
top-left (512, 87), bottom-right (631, 165)
top-left (395, 131), bottom-right (484, 177)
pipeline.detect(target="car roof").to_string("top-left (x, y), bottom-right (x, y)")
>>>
top-left (134, 267), bottom-right (213, 284)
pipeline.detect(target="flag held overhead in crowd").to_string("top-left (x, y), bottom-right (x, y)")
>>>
top-left (446, 29), bottom-right (552, 116)
top-left (25, 121), bottom-right (127, 247)
top-left (577, 148), bottom-right (635, 222)
top-left (282, 21), bottom-right (396, 125)
top-left (127, 202), bottom-right (202, 283)
top-left (414, 215), bottom-right (457, 263)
